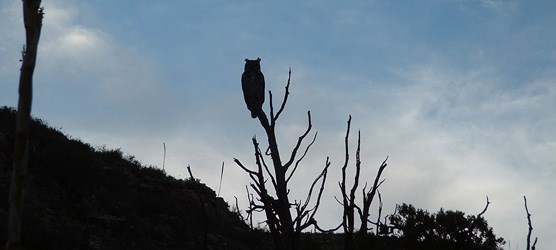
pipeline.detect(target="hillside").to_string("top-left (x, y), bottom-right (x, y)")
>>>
top-left (0, 106), bottom-right (271, 250)
top-left (0, 106), bottom-right (508, 250)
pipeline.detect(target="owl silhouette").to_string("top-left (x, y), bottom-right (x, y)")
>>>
top-left (241, 58), bottom-right (265, 118)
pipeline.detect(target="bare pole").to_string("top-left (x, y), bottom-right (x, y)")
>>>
top-left (162, 142), bottom-right (166, 171)
top-left (6, 1), bottom-right (43, 249)
top-left (217, 161), bottom-right (224, 197)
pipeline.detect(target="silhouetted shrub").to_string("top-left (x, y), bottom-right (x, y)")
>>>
top-left (389, 203), bottom-right (505, 250)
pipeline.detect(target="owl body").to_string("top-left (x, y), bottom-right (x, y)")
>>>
top-left (241, 58), bottom-right (265, 118)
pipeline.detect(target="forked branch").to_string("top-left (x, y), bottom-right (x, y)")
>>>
top-left (294, 157), bottom-right (331, 233)
top-left (286, 131), bottom-right (318, 183)
top-left (359, 156), bottom-right (388, 234)
top-left (284, 111), bottom-right (313, 171)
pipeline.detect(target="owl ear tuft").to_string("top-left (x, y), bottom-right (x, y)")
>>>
top-left (245, 58), bottom-right (249, 62)
top-left (257, 57), bottom-right (261, 62)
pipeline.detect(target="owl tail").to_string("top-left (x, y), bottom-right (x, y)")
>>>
top-left (251, 108), bottom-right (262, 119)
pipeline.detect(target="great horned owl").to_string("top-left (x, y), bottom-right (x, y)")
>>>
top-left (241, 58), bottom-right (265, 119)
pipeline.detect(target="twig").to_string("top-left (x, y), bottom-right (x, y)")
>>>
top-left (376, 190), bottom-right (383, 234)
top-left (234, 196), bottom-right (245, 222)
top-left (477, 195), bottom-right (490, 218)
top-left (360, 156), bottom-right (388, 234)
top-left (273, 68), bottom-right (291, 124)
top-left (286, 130), bottom-right (317, 183)
top-left (524, 196), bottom-right (538, 250)
top-left (284, 111), bottom-right (313, 171)
top-left (253, 138), bottom-right (277, 189)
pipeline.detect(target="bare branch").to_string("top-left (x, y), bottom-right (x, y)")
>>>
top-left (375, 190), bottom-right (383, 234)
top-left (524, 196), bottom-right (538, 250)
top-left (234, 158), bottom-right (257, 175)
top-left (306, 157), bottom-right (331, 218)
top-left (314, 221), bottom-right (343, 233)
top-left (334, 195), bottom-right (344, 206)
top-left (273, 68), bottom-right (291, 123)
top-left (349, 130), bottom-right (362, 208)
top-left (359, 156), bottom-right (388, 234)
top-left (269, 90), bottom-right (274, 120)
top-left (340, 115), bottom-right (352, 217)
top-left (253, 138), bottom-right (277, 188)
top-left (233, 196), bottom-right (245, 222)
top-left (187, 165), bottom-right (195, 179)
top-left (286, 131), bottom-right (318, 183)
top-left (477, 195), bottom-right (490, 218)
top-left (284, 111), bottom-right (313, 171)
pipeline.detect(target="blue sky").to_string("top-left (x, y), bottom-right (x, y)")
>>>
top-left (1, 0), bottom-right (555, 248)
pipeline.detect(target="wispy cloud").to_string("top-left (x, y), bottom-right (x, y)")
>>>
top-left (1, 1), bottom-right (554, 248)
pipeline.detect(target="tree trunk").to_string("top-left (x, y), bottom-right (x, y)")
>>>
top-left (6, 1), bottom-right (43, 249)
top-left (258, 113), bottom-right (296, 250)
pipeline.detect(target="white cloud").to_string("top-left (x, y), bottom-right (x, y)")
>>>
top-left (367, 63), bottom-right (556, 248)
top-left (3, 1), bottom-right (555, 248)
top-left (22, 1), bottom-right (170, 136)
top-left (43, 26), bottom-right (109, 59)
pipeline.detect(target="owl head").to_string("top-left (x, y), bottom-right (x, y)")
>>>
top-left (244, 57), bottom-right (261, 72)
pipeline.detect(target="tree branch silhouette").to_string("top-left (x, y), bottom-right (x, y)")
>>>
top-left (524, 196), bottom-right (538, 250)
top-left (235, 68), bottom-right (330, 250)
top-left (337, 116), bottom-right (389, 249)
top-left (477, 195), bottom-right (490, 218)
top-left (359, 156), bottom-right (388, 235)
top-left (338, 116), bottom-right (360, 250)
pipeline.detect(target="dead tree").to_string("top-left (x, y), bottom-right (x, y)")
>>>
top-left (235, 69), bottom-right (331, 250)
top-left (524, 196), bottom-right (538, 250)
top-left (338, 116), bottom-right (359, 250)
top-left (6, 1), bottom-right (43, 249)
top-left (337, 116), bottom-right (388, 249)
top-left (358, 157), bottom-right (388, 236)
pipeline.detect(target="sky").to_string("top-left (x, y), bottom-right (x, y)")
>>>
top-left (1, 0), bottom-right (555, 248)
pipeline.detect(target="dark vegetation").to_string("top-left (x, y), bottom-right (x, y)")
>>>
top-left (0, 106), bottom-right (267, 249)
top-left (388, 204), bottom-right (505, 250)
top-left (1, 105), bottom-right (509, 250)
top-left (1, 105), bottom-right (508, 250)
